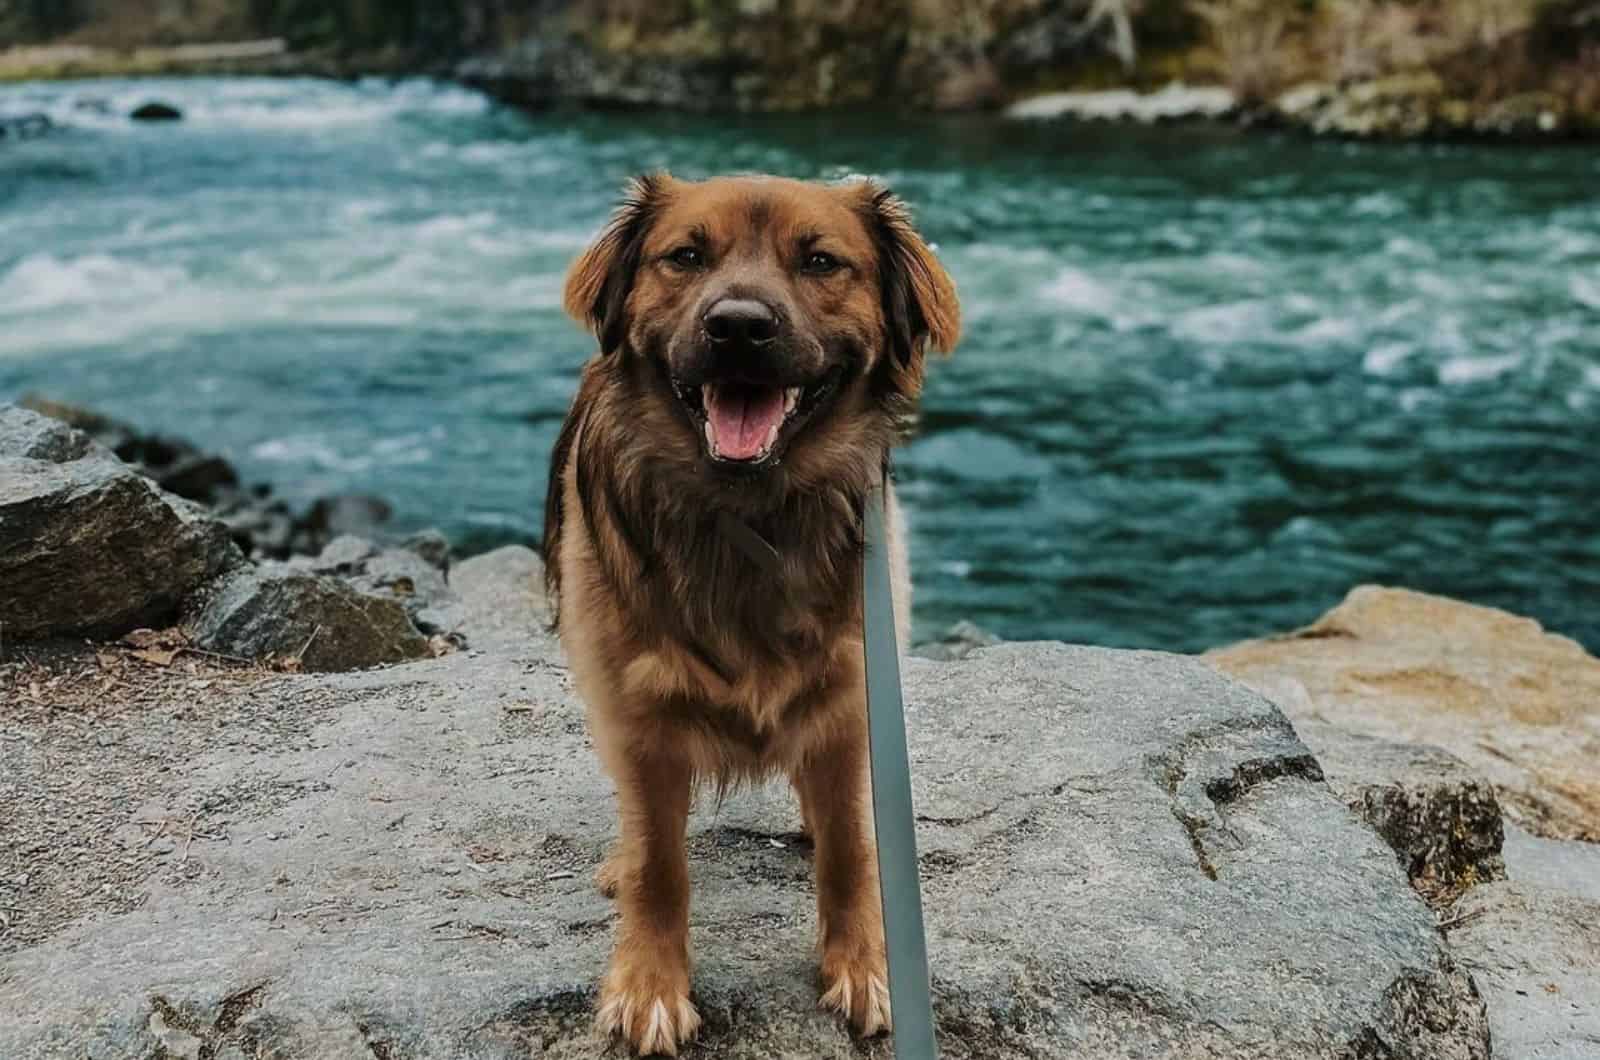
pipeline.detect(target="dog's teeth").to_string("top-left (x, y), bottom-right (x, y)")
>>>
top-left (704, 418), bottom-right (718, 456)
top-left (784, 387), bottom-right (800, 413)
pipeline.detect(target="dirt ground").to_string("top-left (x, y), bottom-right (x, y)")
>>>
top-left (0, 636), bottom-right (336, 954)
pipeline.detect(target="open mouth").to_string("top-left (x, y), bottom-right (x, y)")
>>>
top-left (671, 372), bottom-right (840, 466)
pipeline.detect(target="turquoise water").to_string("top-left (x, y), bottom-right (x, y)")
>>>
top-left (3, 77), bottom-right (1598, 651)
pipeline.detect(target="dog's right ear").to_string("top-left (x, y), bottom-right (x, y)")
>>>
top-left (563, 173), bottom-right (668, 354)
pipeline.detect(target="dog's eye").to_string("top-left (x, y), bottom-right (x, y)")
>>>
top-left (666, 246), bottom-right (704, 269)
top-left (801, 251), bottom-right (842, 275)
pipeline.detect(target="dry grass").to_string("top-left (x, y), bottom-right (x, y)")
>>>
top-left (1316, 0), bottom-right (1544, 82)
top-left (1191, 0), bottom-right (1296, 101)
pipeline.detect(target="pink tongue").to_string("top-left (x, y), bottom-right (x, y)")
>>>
top-left (706, 385), bottom-right (785, 460)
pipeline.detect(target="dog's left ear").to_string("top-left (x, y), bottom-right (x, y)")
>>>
top-left (858, 182), bottom-right (960, 369)
top-left (564, 173), bottom-right (668, 354)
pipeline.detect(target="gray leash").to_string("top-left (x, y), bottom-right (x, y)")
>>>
top-left (863, 468), bottom-right (938, 1058)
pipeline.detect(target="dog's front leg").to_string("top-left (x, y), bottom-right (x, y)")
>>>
top-left (595, 744), bottom-right (700, 1056)
top-left (793, 707), bottom-right (891, 1037)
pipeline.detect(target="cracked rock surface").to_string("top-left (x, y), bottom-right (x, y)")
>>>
top-left (0, 635), bottom-right (1488, 1058)
top-left (1293, 720), bottom-right (1506, 904)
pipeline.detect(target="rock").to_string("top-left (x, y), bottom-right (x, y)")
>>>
top-left (302, 493), bottom-right (392, 541)
top-left (1269, 75), bottom-right (1572, 142)
top-left (298, 532), bottom-right (377, 573)
top-left (153, 452), bottom-right (238, 500)
top-left (20, 395), bottom-right (240, 506)
top-left (184, 567), bottom-right (430, 672)
top-left (213, 495), bottom-right (296, 557)
top-left (448, 545), bottom-right (547, 646)
top-left (1293, 721), bottom-right (1505, 904)
top-left (911, 619), bottom-right (1001, 661)
top-left (1502, 825), bottom-right (1600, 904)
top-left (457, 3), bottom-right (1020, 113)
top-left (291, 535), bottom-right (466, 638)
top-left (1273, 81), bottom-right (1335, 121)
top-left (1443, 882), bottom-right (1600, 1060)
top-left (1209, 585), bottom-right (1600, 842)
top-left (18, 396), bottom-right (408, 562)
top-left (1271, 73), bottom-right (1445, 138)
top-left (0, 643), bottom-right (1489, 1057)
top-left (1475, 92), bottom-right (1565, 137)
top-left (128, 101), bottom-right (182, 121)
top-left (344, 547), bottom-right (459, 637)
top-left (402, 528), bottom-right (452, 573)
top-left (0, 406), bottom-right (238, 640)
top-left (0, 404), bottom-right (94, 462)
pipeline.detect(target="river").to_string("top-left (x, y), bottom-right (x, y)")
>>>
top-left (3, 76), bottom-right (1598, 651)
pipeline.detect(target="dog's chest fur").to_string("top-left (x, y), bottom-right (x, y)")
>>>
top-left (555, 388), bottom-right (874, 760)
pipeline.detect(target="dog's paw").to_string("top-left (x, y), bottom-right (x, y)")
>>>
top-left (596, 961), bottom-right (700, 1056)
top-left (819, 946), bottom-right (891, 1038)
top-left (594, 853), bottom-right (622, 899)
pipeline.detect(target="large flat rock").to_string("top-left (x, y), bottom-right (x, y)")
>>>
top-left (0, 642), bottom-right (1487, 1058)
top-left (1209, 585), bottom-right (1600, 842)
top-left (1444, 882), bottom-right (1600, 1060)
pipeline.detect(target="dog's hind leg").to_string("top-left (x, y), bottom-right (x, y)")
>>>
top-left (594, 743), bottom-right (702, 1056)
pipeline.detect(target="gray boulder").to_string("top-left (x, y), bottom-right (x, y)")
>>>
top-left (184, 566), bottom-right (431, 672)
top-left (19, 394), bottom-right (241, 506)
top-left (911, 619), bottom-right (1001, 661)
top-left (0, 405), bottom-right (238, 639)
top-left (0, 405), bottom-right (95, 462)
top-left (1444, 882), bottom-right (1600, 1060)
top-left (1294, 720), bottom-right (1506, 903)
top-left (290, 534), bottom-right (465, 638)
top-left (0, 641), bottom-right (1489, 1058)
top-left (129, 101), bottom-right (182, 121)
top-left (449, 544), bottom-right (548, 646)
top-left (1503, 825), bottom-right (1600, 904)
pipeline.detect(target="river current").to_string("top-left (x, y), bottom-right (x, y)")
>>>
top-left (3, 77), bottom-right (1597, 650)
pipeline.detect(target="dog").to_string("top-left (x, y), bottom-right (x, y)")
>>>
top-left (543, 172), bottom-right (958, 1055)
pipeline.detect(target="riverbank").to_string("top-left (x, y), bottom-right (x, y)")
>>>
top-left (2, 0), bottom-right (1598, 141)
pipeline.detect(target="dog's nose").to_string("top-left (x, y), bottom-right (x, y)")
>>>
top-left (704, 299), bottom-right (779, 347)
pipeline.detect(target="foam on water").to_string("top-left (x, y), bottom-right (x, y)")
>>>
top-left (1363, 342), bottom-right (1416, 376)
top-left (2, 76), bottom-right (487, 134)
top-left (1039, 266), bottom-right (1121, 317)
top-left (1438, 353), bottom-right (1526, 386)
top-left (0, 253), bottom-right (187, 314)
top-left (1572, 274), bottom-right (1600, 310)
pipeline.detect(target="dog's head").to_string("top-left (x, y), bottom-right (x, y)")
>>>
top-left (563, 173), bottom-right (959, 474)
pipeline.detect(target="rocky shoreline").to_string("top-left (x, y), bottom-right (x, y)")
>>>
top-left (4, 0), bottom-right (1600, 144)
top-left (1, 401), bottom-right (474, 672)
top-left (2, 398), bottom-right (1597, 1056)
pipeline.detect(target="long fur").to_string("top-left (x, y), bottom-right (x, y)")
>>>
top-left (541, 173), bottom-right (958, 1054)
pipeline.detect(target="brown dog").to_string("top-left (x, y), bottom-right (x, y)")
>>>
top-left (543, 172), bottom-right (958, 1055)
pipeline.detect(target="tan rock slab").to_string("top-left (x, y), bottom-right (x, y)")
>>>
top-left (1208, 585), bottom-right (1600, 842)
